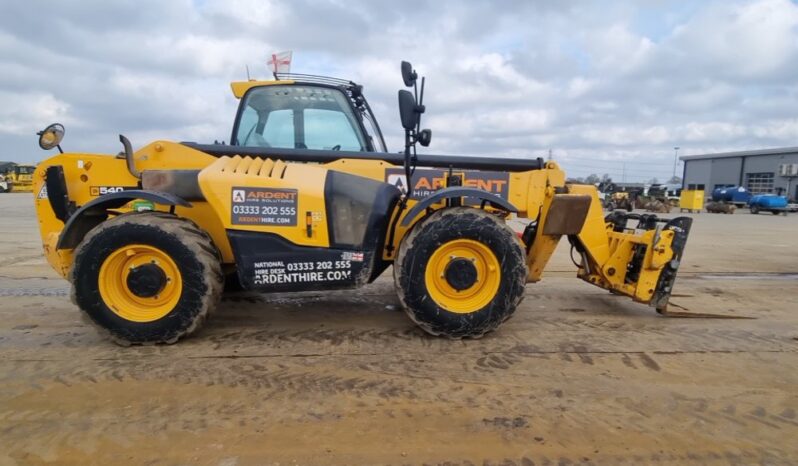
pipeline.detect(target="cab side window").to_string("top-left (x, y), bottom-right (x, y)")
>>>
top-left (236, 106), bottom-right (260, 146)
top-left (304, 109), bottom-right (362, 151)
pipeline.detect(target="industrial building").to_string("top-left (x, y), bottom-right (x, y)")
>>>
top-left (681, 146), bottom-right (798, 201)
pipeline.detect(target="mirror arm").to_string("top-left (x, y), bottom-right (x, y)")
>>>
top-left (56, 144), bottom-right (63, 154)
top-left (417, 77), bottom-right (426, 132)
top-left (403, 129), bottom-right (415, 199)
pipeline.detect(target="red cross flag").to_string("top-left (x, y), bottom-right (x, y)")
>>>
top-left (268, 51), bottom-right (292, 74)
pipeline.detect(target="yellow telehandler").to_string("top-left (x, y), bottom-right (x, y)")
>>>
top-left (1, 164), bottom-right (36, 193)
top-left (31, 62), bottom-right (691, 345)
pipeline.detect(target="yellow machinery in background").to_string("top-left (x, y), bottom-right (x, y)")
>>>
top-left (680, 184), bottom-right (705, 213)
top-left (605, 190), bottom-right (635, 211)
top-left (30, 61), bottom-right (693, 345)
top-left (1, 164), bottom-right (36, 192)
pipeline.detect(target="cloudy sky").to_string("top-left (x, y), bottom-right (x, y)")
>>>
top-left (2, 0), bottom-right (798, 182)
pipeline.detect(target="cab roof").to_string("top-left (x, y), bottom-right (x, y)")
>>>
top-left (230, 73), bottom-right (360, 99)
top-left (230, 80), bottom-right (294, 99)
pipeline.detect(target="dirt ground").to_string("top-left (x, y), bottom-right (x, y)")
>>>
top-left (1, 192), bottom-right (797, 465)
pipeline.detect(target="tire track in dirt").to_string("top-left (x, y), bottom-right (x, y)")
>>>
top-left (2, 351), bottom-right (796, 465)
top-left (2, 311), bottom-right (795, 361)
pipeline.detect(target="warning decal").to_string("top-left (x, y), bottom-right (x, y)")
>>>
top-left (231, 187), bottom-right (298, 226)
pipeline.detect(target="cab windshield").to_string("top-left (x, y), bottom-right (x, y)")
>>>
top-left (234, 85), bottom-right (368, 151)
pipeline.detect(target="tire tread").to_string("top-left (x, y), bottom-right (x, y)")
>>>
top-left (394, 207), bottom-right (527, 339)
top-left (70, 212), bottom-right (223, 345)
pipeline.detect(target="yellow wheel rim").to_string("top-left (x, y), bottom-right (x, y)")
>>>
top-left (424, 239), bottom-right (501, 314)
top-left (98, 244), bottom-right (183, 323)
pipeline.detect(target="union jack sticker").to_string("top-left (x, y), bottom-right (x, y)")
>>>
top-left (341, 251), bottom-right (364, 262)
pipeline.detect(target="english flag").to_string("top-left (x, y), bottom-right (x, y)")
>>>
top-left (268, 51), bottom-right (292, 74)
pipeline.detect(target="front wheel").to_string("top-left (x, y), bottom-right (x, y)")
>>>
top-left (750, 206), bottom-right (759, 214)
top-left (71, 212), bottom-right (223, 345)
top-left (394, 208), bottom-right (528, 339)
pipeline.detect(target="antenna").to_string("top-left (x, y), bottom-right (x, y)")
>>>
top-left (246, 65), bottom-right (251, 81)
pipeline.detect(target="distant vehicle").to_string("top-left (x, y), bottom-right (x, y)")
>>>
top-left (644, 183), bottom-right (680, 209)
top-left (604, 191), bottom-right (634, 211)
top-left (749, 194), bottom-right (788, 215)
top-left (660, 183), bottom-right (682, 202)
top-left (0, 164), bottom-right (36, 193)
top-left (712, 186), bottom-right (751, 206)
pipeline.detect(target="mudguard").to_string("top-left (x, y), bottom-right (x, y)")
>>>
top-left (400, 186), bottom-right (518, 227)
top-left (57, 190), bottom-right (191, 249)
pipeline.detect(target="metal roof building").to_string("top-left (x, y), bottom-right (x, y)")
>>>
top-left (680, 146), bottom-right (798, 201)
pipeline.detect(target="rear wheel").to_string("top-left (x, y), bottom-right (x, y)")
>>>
top-left (71, 212), bottom-right (223, 345)
top-left (394, 208), bottom-right (527, 338)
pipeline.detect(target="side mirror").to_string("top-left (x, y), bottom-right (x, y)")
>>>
top-left (418, 129), bottom-right (432, 147)
top-left (37, 123), bottom-right (65, 152)
top-left (401, 61), bottom-right (416, 87)
top-left (398, 90), bottom-right (418, 131)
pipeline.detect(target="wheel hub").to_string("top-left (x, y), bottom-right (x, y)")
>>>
top-left (98, 244), bottom-right (183, 322)
top-left (126, 263), bottom-right (167, 298)
top-left (444, 257), bottom-right (478, 291)
top-left (424, 239), bottom-right (501, 314)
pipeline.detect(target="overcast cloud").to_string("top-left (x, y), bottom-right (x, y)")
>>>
top-left (2, 0), bottom-right (798, 182)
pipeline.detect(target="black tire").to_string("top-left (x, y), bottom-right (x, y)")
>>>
top-left (750, 206), bottom-right (759, 214)
top-left (771, 210), bottom-right (780, 215)
top-left (71, 212), bottom-right (223, 345)
top-left (394, 207), bottom-right (527, 339)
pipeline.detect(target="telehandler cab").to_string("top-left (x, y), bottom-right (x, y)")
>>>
top-left (32, 62), bottom-right (691, 345)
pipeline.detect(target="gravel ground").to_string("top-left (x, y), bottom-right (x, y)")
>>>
top-left (1, 193), bottom-right (797, 465)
